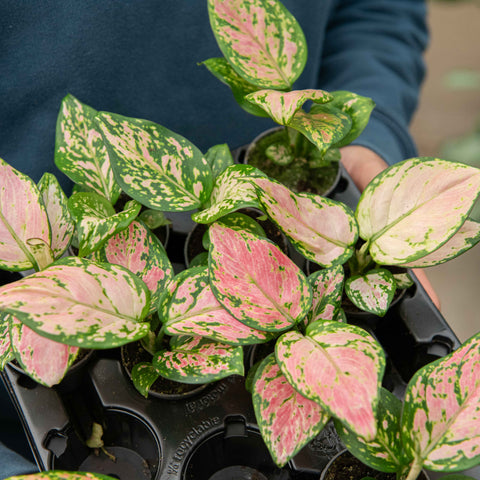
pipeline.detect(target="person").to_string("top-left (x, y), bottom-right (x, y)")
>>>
top-left (0, 1), bottom-right (435, 477)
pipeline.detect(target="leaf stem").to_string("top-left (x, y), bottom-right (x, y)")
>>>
top-left (403, 458), bottom-right (424, 480)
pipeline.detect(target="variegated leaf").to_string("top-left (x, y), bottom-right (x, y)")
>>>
top-left (26, 238), bottom-right (54, 271)
top-left (201, 58), bottom-right (268, 116)
top-left (0, 257), bottom-right (150, 348)
top-left (246, 89), bottom-right (332, 125)
top-left (265, 143), bottom-right (294, 165)
top-left (55, 94), bottom-right (121, 204)
top-left (161, 267), bottom-right (274, 345)
top-left (131, 362), bottom-right (160, 398)
top-left (208, 0), bottom-right (307, 89)
top-left (209, 224), bottom-right (312, 331)
top-left (68, 192), bottom-right (141, 257)
top-left (289, 105), bottom-right (352, 154)
top-left (192, 164), bottom-right (265, 224)
top-left (393, 272), bottom-right (414, 289)
top-left (345, 269), bottom-right (396, 317)
top-left (96, 112), bottom-right (213, 211)
top-left (5, 472), bottom-right (119, 480)
top-left (217, 212), bottom-right (266, 237)
top-left (92, 221), bottom-right (173, 314)
top-left (307, 265), bottom-right (344, 324)
top-left (335, 387), bottom-right (408, 473)
top-left (9, 317), bottom-right (79, 387)
top-left (252, 353), bottom-right (330, 467)
top-left (38, 173), bottom-right (74, 258)
top-left (138, 209), bottom-right (171, 230)
top-left (400, 219), bottom-right (480, 267)
top-left (356, 158), bottom-right (480, 265)
top-left (153, 336), bottom-right (244, 383)
top-left (402, 332), bottom-right (480, 472)
top-left (328, 91), bottom-right (375, 148)
top-left (276, 322), bottom-right (386, 441)
top-left (0, 313), bottom-right (14, 369)
top-left (205, 143), bottom-right (234, 179)
top-left (0, 158), bottom-right (50, 271)
top-left (253, 177), bottom-right (358, 267)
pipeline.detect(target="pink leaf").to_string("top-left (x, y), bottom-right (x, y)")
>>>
top-left (253, 177), bottom-right (358, 267)
top-left (402, 332), bottom-right (480, 472)
top-left (161, 267), bottom-right (274, 345)
top-left (252, 353), bottom-right (330, 467)
top-left (276, 322), bottom-right (385, 441)
top-left (209, 224), bottom-right (312, 331)
top-left (0, 158), bottom-right (50, 271)
top-left (9, 316), bottom-right (78, 387)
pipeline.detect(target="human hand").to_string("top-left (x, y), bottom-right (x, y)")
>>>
top-left (340, 145), bottom-right (441, 310)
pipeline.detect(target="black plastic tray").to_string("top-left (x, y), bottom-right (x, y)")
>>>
top-left (2, 160), bottom-right (479, 480)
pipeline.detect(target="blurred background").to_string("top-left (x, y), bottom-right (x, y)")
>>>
top-left (410, 0), bottom-right (480, 341)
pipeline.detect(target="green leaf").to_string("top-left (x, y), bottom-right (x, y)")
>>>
top-left (5, 472), bottom-right (119, 480)
top-left (96, 112), bottom-right (213, 211)
top-left (328, 91), bottom-right (375, 148)
top-left (55, 94), bottom-right (121, 204)
top-left (205, 143), bottom-right (235, 179)
top-left (68, 192), bottom-right (141, 257)
top-left (201, 58), bottom-right (268, 116)
top-left (191, 164), bottom-right (266, 224)
top-left (290, 104), bottom-right (352, 154)
top-left (153, 336), bottom-right (244, 384)
top-left (131, 362), bottom-right (160, 398)
top-left (208, 0), bottom-right (307, 89)
top-left (138, 209), bottom-right (171, 230)
top-left (0, 313), bottom-right (14, 369)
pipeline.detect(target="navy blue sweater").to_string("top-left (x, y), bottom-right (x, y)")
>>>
top-left (0, 0), bottom-right (428, 191)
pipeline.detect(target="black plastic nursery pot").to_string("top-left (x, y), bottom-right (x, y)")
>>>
top-left (1, 149), bottom-right (480, 480)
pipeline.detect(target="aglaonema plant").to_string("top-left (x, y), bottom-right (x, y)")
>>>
top-left (4, 472), bottom-right (118, 480)
top-left (0, 158), bottom-right (152, 386)
top-left (203, 0), bottom-right (375, 191)
top-left (335, 332), bottom-right (480, 480)
top-left (251, 158), bottom-right (480, 316)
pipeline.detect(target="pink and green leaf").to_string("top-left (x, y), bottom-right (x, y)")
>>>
top-left (95, 112), bottom-right (213, 211)
top-left (37, 173), bottom-right (74, 259)
top-left (131, 362), bottom-right (160, 398)
top-left (204, 143), bottom-right (235, 179)
top-left (253, 177), bottom-right (358, 267)
top-left (55, 94), bottom-right (121, 204)
top-left (400, 219), bottom-right (480, 267)
top-left (153, 336), bottom-right (244, 383)
top-left (92, 220), bottom-right (173, 314)
top-left (345, 269), bottom-right (396, 316)
top-left (356, 158), bottom-right (480, 265)
top-left (402, 332), bottom-right (480, 472)
top-left (0, 158), bottom-right (51, 271)
top-left (393, 272), bottom-right (414, 289)
top-left (289, 105), bottom-right (352, 154)
top-left (0, 257), bottom-right (150, 348)
top-left (327, 91), bottom-right (375, 148)
top-left (307, 265), bottom-right (344, 324)
top-left (335, 387), bottom-right (408, 473)
top-left (252, 353), bottom-right (330, 467)
top-left (68, 192), bottom-right (141, 257)
top-left (209, 224), bottom-right (312, 331)
top-left (192, 164), bottom-right (266, 224)
top-left (0, 313), bottom-right (14, 369)
top-left (160, 267), bottom-right (274, 345)
top-left (5, 472), bottom-right (119, 480)
top-left (208, 0), bottom-right (307, 89)
top-left (9, 317), bottom-right (79, 387)
top-left (276, 322), bottom-right (386, 441)
top-left (246, 89), bottom-right (332, 125)
top-left (201, 58), bottom-right (268, 116)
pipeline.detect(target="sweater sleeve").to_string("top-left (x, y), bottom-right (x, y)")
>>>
top-left (318, 0), bottom-right (429, 164)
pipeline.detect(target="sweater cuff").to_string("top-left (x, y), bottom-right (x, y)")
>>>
top-left (351, 108), bottom-right (419, 166)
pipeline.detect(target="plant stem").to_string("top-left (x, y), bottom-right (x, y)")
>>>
top-left (403, 458), bottom-right (424, 480)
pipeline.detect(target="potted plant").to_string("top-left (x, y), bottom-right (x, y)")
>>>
top-left (202, 0), bottom-right (375, 195)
